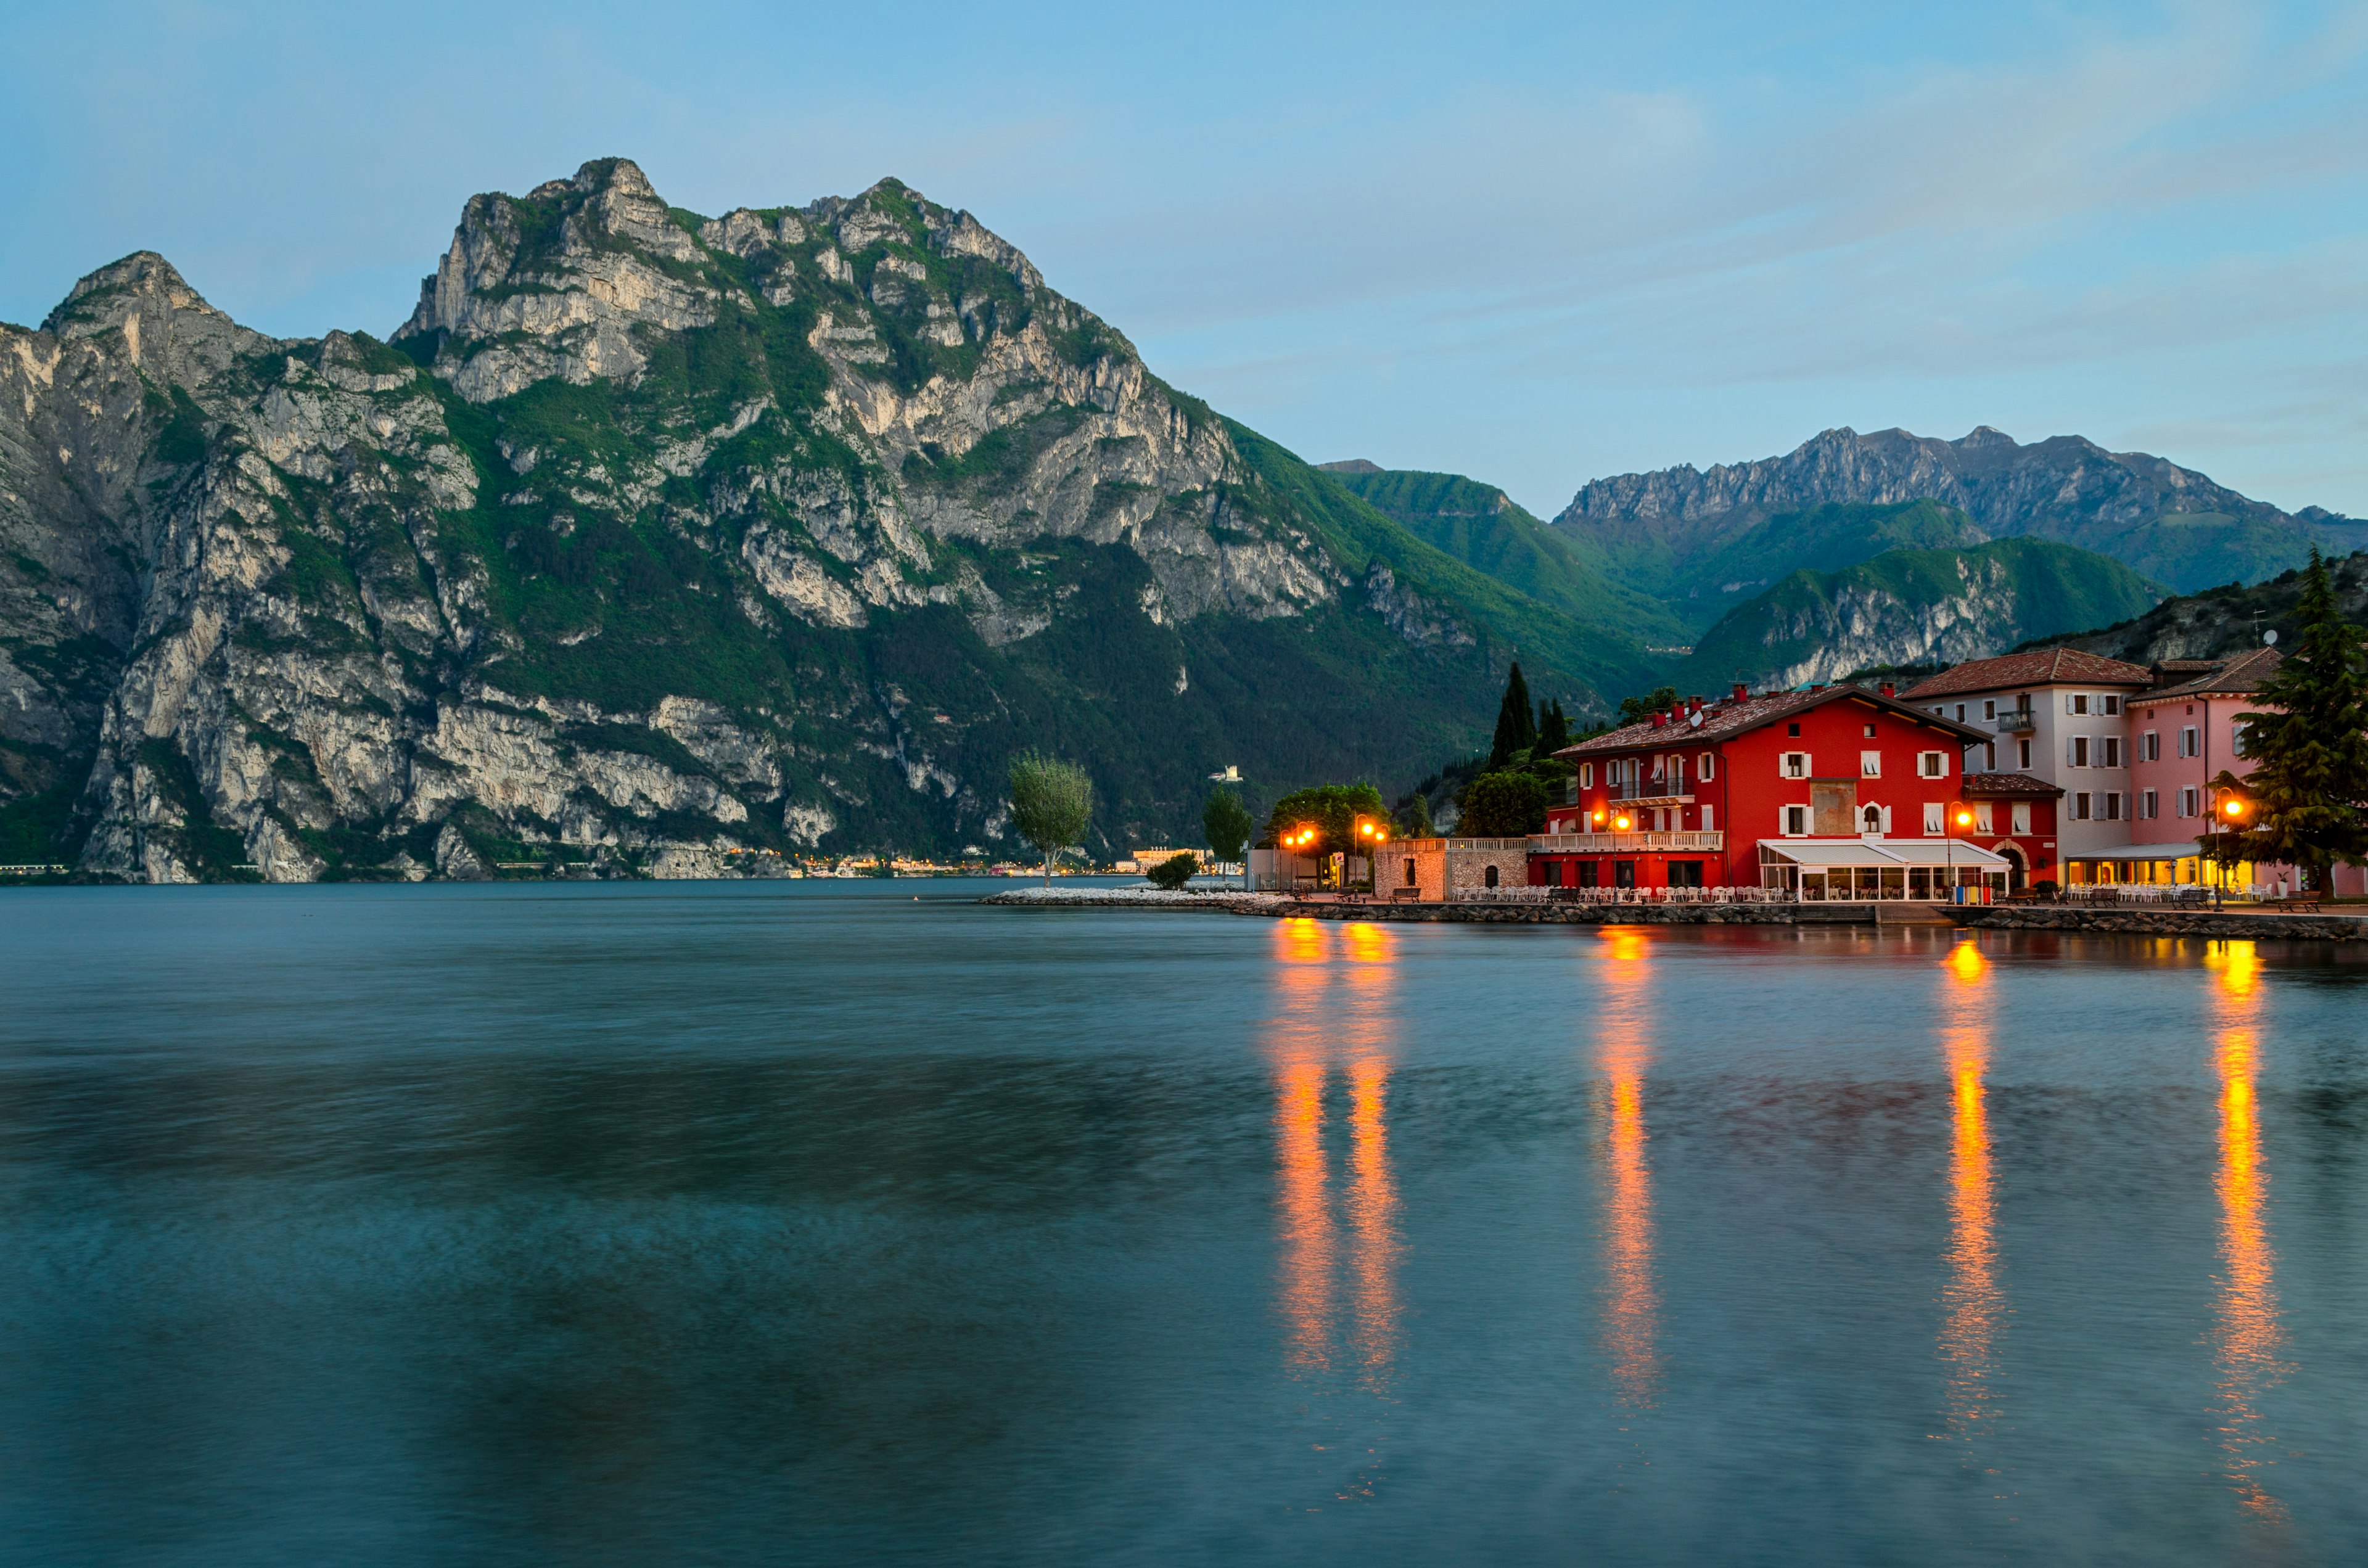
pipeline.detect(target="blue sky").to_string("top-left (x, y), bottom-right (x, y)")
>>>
top-left (6, 0), bottom-right (2363, 517)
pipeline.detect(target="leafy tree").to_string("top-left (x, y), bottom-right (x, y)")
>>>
top-left (1461, 771), bottom-right (1551, 837)
top-left (1147, 851), bottom-right (1199, 890)
top-left (2227, 548), bottom-right (2368, 890)
top-left (1616, 685), bottom-right (1680, 728)
top-left (1202, 787), bottom-right (1255, 890)
top-left (1266, 782), bottom-right (1388, 860)
top-left (1487, 663), bottom-right (1536, 769)
top-left (1398, 789), bottom-right (1436, 839)
top-left (1007, 751), bottom-right (1093, 885)
top-left (1534, 697), bottom-right (1571, 757)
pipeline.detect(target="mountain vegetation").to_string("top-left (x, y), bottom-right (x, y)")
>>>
top-left (1556, 425), bottom-right (2367, 596)
top-left (2039, 549), bottom-right (2368, 665)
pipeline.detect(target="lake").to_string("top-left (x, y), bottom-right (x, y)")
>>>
top-left (2, 882), bottom-right (2364, 1566)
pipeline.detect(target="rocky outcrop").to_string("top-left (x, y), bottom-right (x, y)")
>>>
top-left (1, 158), bottom-right (1555, 881)
top-left (1558, 425), bottom-right (2367, 594)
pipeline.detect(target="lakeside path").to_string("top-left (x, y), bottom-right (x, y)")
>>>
top-left (981, 886), bottom-right (2368, 940)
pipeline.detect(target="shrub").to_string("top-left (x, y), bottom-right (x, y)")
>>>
top-left (1147, 851), bottom-right (1198, 890)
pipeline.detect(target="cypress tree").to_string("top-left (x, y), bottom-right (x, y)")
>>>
top-left (1488, 663), bottom-right (1536, 769)
top-left (1535, 697), bottom-right (1571, 757)
top-left (2228, 547), bottom-right (2368, 892)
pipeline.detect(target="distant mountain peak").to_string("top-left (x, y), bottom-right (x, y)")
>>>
top-left (1317, 458), bottom-right (1383, 474)
top-left (1556, 424), bottom-right (2354, 594)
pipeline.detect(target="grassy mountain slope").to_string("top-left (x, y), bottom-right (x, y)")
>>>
top-left (1685, 538), bottom-right (2164, 689)
top-left (2032, 549), bottom-right (2368, 663)
top-left (1318, 466), bottom-right (1688, 644)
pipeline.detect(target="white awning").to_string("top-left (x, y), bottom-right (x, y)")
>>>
top-left (1758, 837), bottom-right (2012, 869)
top-left (2065, 842), bottom-right (2208, 863)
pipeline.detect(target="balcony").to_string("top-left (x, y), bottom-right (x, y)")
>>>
top-left (1606, 765), bottom-right (1696, 807)
top-left (1529, 831), bottom-right (1724, 854)
top-left (1993, 710), bottom-right (2037, 733)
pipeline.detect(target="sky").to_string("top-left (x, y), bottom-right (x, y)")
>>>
top-left (5, 0), bottom-right (2364, 518)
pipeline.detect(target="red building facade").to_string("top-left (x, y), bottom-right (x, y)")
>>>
top-left (1539, 683), bottom-right (2001, 893)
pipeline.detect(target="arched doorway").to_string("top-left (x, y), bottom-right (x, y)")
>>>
top-left (1992, 841), bottom-right (2027, 893)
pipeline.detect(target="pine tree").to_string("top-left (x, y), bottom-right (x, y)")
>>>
top-left (1488, 663), bottom-right (1536, 770)
top-left (2229, 547), bottom-right (2368, 892)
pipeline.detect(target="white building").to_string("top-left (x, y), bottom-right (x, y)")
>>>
top-left (1902, 648), bottom-right (2155, 868)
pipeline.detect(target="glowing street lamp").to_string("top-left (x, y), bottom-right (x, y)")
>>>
top-left (2211, 789), bottom-right (2250, 910)
top-left (1947, 799), bottom-right (1971, 903)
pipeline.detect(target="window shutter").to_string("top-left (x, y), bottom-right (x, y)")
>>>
top-left (2064, 694), bottom-right (2074, 714)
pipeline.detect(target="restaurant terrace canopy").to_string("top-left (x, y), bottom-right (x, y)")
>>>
top-left (1757, 837), bottom-right (2013, 901)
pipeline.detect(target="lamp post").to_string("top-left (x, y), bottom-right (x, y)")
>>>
top-left (2210, 789), bottom-right (2249, 911)
top-left (1949, 800), bottom-right (1973, 904)
top-left (1354, 815), bottom-right (1389, 894)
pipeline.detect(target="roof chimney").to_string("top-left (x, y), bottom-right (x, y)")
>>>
top-left (1810, 684), bottom-right (1825, 693)
top-left (1732, 682), bottom-right (1748, 702)
top-left (1651, 712), bottom-right (1666, 728)
top-left (1880, 681), bottom-right (1896, 697)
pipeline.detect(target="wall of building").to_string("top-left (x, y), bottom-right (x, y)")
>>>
top-left (2126, 694), bottom-right (2265, 845)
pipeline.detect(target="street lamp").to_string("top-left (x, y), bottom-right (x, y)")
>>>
top-left (2211, 789), bottom-right (2249, 910)
top-left (1354, 815), bottom-right (1389, 893)
top-left (1947, 800), bottom-right (1974, 904)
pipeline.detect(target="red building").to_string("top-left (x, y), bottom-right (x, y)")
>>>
top-left (1541, 681), bottom-right (2012, 898)
top-left (1957, 771), bottom-right (2063, 890)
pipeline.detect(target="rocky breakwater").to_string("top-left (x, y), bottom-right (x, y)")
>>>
top-left (1962, 905), bottom-right (2368, 942)
top-left (981, 885), bottom-right (1284, 913)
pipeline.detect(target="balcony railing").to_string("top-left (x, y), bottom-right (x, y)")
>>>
top-left (1993, 710), bottom-right (2037, 733)
top-left (1529, 831), bottom-right (1724, 853)
top-left (1607, 765), bottom-right (1695, 803)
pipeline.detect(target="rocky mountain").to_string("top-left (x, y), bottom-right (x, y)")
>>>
top-left (0, 157), bottom-right (1652, 882)
top-left (1315, 463), bottom-right (1688, 645)
top-left (1684, 538), bottom-right (2164, 690)
top-left (2038, 548), bottom-right (2368, 665)
top-left (1557, 425), bottom-right (2368, 597)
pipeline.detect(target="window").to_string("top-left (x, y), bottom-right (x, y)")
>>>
top-left (1955, 704), bottom-right (1967, 721)
top-left (2102, 736), bottom-right (2122, 768)
top-left (2103, 695), bottom-right (2121, 716)
top-left (1918, 750), bottom-right (1946, 778)
top-left (1579, 762), bottom-right (1593, 788)
top-left (2232, 720), bottom-right (2251, 756)
top-left (1984, 742), bottom-right (1997, 770)
top-left (2017, 739), bottom-right (2032, 769)
top-left (1975, 803), bottom-right (1994, 833)
top-left (1931, 707), bottom-right (1944, 716)
top-left (1484, 864), bottom-right (1499, 889)
top-left (1700, 805), bottom-right (1714, 832)
top-left (2070, 736), bottom-right (2090, 768)
top-left (1860, 750), bottom-right (1882, 778)
top-left (2104, 792), bottom-right (2123, 822)
top-left (2180, 726), bottom-right (2200, 758)
top-left (1699, 752), bottom-right (1716, 781)
top-left (2068, 693), bottom-right (2090, 715)
top-left (1668, 861), bottom-right (1704, 889)
top-left (1613, 860), bottom-right (1635, 889)
top-left (1782, 752), bottom-right (1809, 779)
top-left (1864, 724), bottom-right (1878, 739)
top-left (1861, 804), bottom-right (1886, 834)
top-left (1983, 700), bottom-right (1997, 720)
top-left (2012, 802), bottom-right (2031, 834)
top-left (1539, 860), bottom-right (1563, 887)
top-left (2072, 792), bottom-right (2091, 820)
top-left (1924, 802), bottom-right (1944, 834)
top-left (1787, 721), bottom-right (1801, 737)
top-left (2140, 789), bottom-right (2158, 820)
top-left (1783, 805), bottom-right (1809, 835)
top-left (2181, 786), bottom-right (2200, 818)
top-left (1405, 857), bottom-right (1418, 885)
top-left (2141, 731), bottom-right (2158, 761)
top-left (1578, 861), bottom-right (1600, 888)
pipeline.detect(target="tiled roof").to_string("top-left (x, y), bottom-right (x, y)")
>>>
top-left (1902, 647), bottom-right (2154, 699)
top-left (1558, 681), bottom-right (1990, 758)
top-left (2133, 646), bottom-right (2282, 703)
top-left (1960, 772), bottom-right (2063, 798)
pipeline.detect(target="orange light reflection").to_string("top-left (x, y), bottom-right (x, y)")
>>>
top-left (1935, 938), bottom-right (2001, 1443)
top-left (1596, 927), bottom-right (1659, 1406)
top-left (2206, 941), bottom-right (2287, 1521)
top-left (1267, 918), bottom-right (1401, 1387)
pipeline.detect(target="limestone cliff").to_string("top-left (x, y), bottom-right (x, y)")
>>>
top-left (0, 158), bottom-right (1642, 880)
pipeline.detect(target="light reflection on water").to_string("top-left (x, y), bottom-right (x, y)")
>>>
top-left (2206, 940), bottom-right (2289, 1524)
top-left (2, 885), bottom-right (2366, 1566)
top-left (1595, 928), bottom-right (1661, 1408)
top-left (1936, 937), bottom-right (2001, 1447)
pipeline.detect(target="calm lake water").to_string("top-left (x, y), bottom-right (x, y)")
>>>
top-left (3, 882), bottom-right (2365, 1566)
